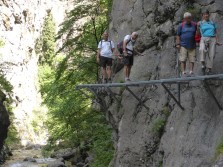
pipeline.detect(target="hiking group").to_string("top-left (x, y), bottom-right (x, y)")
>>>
top-left (97, 9), bottom-right (222, 83)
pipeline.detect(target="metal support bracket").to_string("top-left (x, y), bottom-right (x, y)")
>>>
top-left (77, 88), bottom-right (92, 100)
top-left (203, 81), bottom-right (223, 110)
top-left (125, 86), bottom-right (150, 110)
top-left (106, 87), bottom-right (120, 104)
top-left (88, 87), bottom-right (101, 102)
top-left (162, 83), bottom-right (184, 110)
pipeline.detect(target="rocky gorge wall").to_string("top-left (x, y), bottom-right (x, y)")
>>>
top-left (106, 0), bottom-right (223, 166)
top-left (0, 0), bottom-right (71, 147)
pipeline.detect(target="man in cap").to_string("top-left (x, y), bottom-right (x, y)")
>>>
top-left (176, 12), bottom-right (197, 77)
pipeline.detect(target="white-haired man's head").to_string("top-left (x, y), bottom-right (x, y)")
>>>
top-left (131, 32), bottom-right (138, 40)
top-left (184, 12), bottom-right (192, 23)
top-left (184, 12), bottom-right (192, 18)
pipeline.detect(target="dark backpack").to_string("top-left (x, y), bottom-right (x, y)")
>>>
top-left (117, 39), bottom-right (132, 54)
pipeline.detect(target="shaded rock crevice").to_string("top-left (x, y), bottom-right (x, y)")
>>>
top-left (0, 92), bottom-right (10, 164)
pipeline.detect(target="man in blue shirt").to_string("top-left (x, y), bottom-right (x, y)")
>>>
top-left (176, 12), bottom-right (197, 77)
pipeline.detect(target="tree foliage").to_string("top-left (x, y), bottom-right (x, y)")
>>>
top-left (39, 0), bottom-right (114, 166)
top-left (35, 11), bottom-right (56, 65)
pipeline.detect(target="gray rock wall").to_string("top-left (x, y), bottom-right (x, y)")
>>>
top-left (107, 0), bottom-right (223, 166)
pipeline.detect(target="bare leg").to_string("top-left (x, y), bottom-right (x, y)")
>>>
top-left (189, 62), bottom-right (194, 73)
top-left (181, 61), bottom-right (186, 74)
top-left (128, 65), bottom-right (132, 78)
top-left (102, 67), bottom-right (107, 81)
top-left (107, 66), bottom-right (112, 79)
top-left (124, 66), bottom-right (128, 78)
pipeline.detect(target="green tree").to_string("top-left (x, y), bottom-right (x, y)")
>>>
top-left (40, 0), bottom-right (114, 166)
top-left (35, 11), bottom-right (56, 65)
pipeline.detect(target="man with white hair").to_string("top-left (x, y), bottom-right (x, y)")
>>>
top-left (176, 12), bottom-right (197, 77)
top-left (123, 32), bottom-right (139, 82)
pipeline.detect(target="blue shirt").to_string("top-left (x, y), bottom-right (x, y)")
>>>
top-left (200, 20), bottom-right (217, 37)
top-left (177, 22), bottom-right (197, 49)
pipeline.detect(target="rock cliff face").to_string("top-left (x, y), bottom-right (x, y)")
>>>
top-left (107, 0), bottom-right (223, 166)
top-left (0, 0), bottom-right (71, 146)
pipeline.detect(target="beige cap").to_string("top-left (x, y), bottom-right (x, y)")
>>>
top-left (184, 12), bottom-right (192, 18)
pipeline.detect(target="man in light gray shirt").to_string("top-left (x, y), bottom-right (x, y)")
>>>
top-left (123, 32), bottom-right (139, 82)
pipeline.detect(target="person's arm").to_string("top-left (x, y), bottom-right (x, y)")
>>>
top-left (111, 41), bottom-right (121, 59)
top-left (134, 49), bottom-right (143, 56)
top-left (176, 36), bottom-right (181, 47)
top-left (176, 25), bottom-right (181, 49)
top-left (123, 37), bottom-right (129, 57)
top-left (215, 24), bottom-right (222, 46)
top-left (97, 49), bottom-right (100, 63)
top-left (97, 42), bottom-right (101, 63)
top-left (113, 49), bottom-right (122, 59)
top-left (197, 21), bottom-right (201, 36)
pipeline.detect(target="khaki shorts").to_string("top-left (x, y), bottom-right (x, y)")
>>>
top-left (179, 47), bottom-right (196, 63)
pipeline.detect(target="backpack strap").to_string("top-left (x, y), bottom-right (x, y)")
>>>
top-left (100, 40), bottom-right (103, 48)
top-left (109, 41), bottom-right (113, 52)
top-left (182, 22), bottom-right (185, 28)
top-left (191, 21), bottom-right (197, 27)
top-left (127, 39), bottom-right (131, 45)
top-left (182, 21), bottom-right (196, 28)
top-left (126, 38), bottom-right (134, 53)
top-left (100, 40), bottom-right (113, 51)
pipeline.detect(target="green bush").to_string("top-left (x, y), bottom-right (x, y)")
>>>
top-left (151, 118), bottom-right (166, 137)
top-left (184, 6), bottom-right (201, 22)
top-left (215, 139), bottom-right (223, 158)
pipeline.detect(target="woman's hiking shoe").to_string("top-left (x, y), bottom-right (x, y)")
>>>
top-left (206, 71), bottom-right (213, 75)
top-left (188, 72), bottom-right (195, 77)
top-left (107, 78), bottom-right (112, 83)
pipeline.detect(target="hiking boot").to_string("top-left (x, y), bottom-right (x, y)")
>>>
top-left (188, 71), bottom-right (195, 77)
top-left (107, 78), bottom-right (112, 84)
top-left (102, 78), bottom-right (107, 84)
top-left (125, 78), bottom-right (131, 82)
top-left (181, 72), bottom-right (187, 78)
top-left (206, 70), bottom-right (213, 75)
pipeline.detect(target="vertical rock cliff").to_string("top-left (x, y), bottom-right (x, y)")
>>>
top-left (106, 0), bottom-right (223, 166)
top-left (0, 0), bottom-right (71, 146)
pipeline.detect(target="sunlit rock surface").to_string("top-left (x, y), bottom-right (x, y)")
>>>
top-left (0, 0), bottom-right (72, 146)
